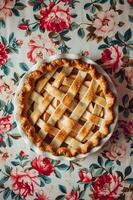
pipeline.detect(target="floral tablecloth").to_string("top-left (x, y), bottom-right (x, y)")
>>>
top-left (0, 0), bottom-right (133, 200)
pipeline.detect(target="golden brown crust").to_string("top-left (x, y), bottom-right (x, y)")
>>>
top-left (18, 58), bottom-right (116, 157)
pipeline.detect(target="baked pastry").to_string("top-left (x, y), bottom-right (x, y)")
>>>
top-left (18, 58), bottom-right (115, 157)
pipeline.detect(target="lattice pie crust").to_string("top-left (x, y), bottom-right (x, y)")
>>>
top-left (18, 58), bottom-right (115, 157)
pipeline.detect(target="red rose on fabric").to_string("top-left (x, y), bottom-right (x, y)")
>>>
top-left (66, 191), bottom-right (79, 200)
top-left (118, 120), bottom-right (133, 135)
top-left (34, 190), bottom-right (50, 200)
top-left (0, 0), bottom-right (16, 18)
top-left (40, 3), bottom-right (71, 33)
top-left (37, 0), bottom-right (43, 3)
top-left (79, 170), bottom-right (92, 183)
top-left (101, 45), bottom-right (121, 72)
top-left (31, 156), bottom-right (54, 175)
top-left (18, 24), bottom-right (28, 30)
top-left (10, 169), bottom-right (39, 198)
top-left (0, 42), bottom-right (8, 66)
top-left (105, 143), bottom-right (126, 161)
top-left (0, 114), bottom-right (13, 134)
top-left (0, 136), bottom-right (3, 142)
top-left (127, 0), bottom-right (133, 4)
top-left (19, 150), bottom-right (25, 157)
top-left (92, 173), bottom-right (124, 200)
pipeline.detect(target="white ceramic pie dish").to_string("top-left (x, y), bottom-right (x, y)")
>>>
top-left (14, 54), bottom-right (118, 161)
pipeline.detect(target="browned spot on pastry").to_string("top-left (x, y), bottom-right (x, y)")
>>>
top-left (90, 114), bottom-right (99, 124)
top-left (58, 129), bottom-right (68, 140)
top-left (80, 126), bottom-right (89, 138)
top-left (60, 85), bottom-right (68, 93)
top-left (42, 112), bottom-right (50, 122)
top-left (62, 93), bottom-right (73, 107)
top-left (54, 107), bottom-right (64, 120)
top-left (44, 124), bottom-right (55, 135)
top-left (86, 90), bottom-right (94, 101)
top-left (71, 77), bottom-right (83, 91)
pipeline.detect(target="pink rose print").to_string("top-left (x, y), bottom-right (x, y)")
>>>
top-left (125, 67), bottom-right (133, 86)
top-left (82, 50), bottom-right (89, 57)
top-left (0, 0), bottom-right (16, 18)
top-left (16, 40), bottom-right (23, 46)
top-left (0, 81), bottom-right (9, 93)
top-left (0, 148), bottom-right (9, 162)
top-left (10, 169), bottom-right (39, 198)
top-left (93, 10), bottom-right (117, 38)
top-left (101, 45), bottom-right (121, 72)
top-left (27, 34), bottom-right (56, 64)
top-left (34, 190), bottom-right (50, 200)
top-left (92, 173), bottom-right (124, 200)
top-left (0, 114), bottom-right (13, 134)
top-left (79, 170), bottom-right (92, 183)
top-left (106, 143), bottom-right (126, 161)
top-left (0, 42), bottom-right (8, 66)
top-left (39, 2), bottom-right (71, 33)
top-left (118, 120), bottom-right (133, 135)
top-left (31, 156), bottom-right (54, 175)
top-left (66, 191), bottom-right (79, 200)
top-left (0, 79), bottom-right (15, 100)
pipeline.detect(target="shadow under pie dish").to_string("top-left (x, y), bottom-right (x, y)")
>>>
top-left (17, 57), bottom-right (116, 157)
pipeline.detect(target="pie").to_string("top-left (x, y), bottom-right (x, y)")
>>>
top-left (18, 58), bottom-right (115, 157)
